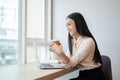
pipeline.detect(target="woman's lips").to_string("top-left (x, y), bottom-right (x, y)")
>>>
top-left (68, 30), bottom-right (72, 33)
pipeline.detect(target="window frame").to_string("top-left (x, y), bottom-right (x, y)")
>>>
top-left (18, 0), bottom-right (26, 64)
top-left (24, 0), bottom-right (52, 63)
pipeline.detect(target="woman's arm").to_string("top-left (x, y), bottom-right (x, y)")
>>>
top-left (49, 38), bottom-right (95, 68)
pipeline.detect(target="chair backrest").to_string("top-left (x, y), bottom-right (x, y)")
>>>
top-left (101, 55), bottom-right (112, 80)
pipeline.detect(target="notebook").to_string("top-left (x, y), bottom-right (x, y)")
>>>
top-left (34, 45), bottom-right (65, 69)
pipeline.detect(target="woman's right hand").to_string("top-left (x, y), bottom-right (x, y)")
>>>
top-left (49, 42), bottom-right (63, 56)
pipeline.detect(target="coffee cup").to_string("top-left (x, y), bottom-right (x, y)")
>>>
top-left (49, 39), bottom-right (61, 52)
top-left (50, 39), bottom-right (61, 45)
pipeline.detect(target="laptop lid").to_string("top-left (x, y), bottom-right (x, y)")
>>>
top-left (33, 44), bottom-right (65, 69)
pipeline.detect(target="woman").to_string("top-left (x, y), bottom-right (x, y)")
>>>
top-left (49, 12), bottom-right (105, 80)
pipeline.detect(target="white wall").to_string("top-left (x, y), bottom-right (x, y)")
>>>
top-left (52, 0), bottom-right (120, 80)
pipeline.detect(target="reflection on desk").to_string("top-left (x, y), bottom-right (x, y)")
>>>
top-left (0, 63), bottom-right (78, 80)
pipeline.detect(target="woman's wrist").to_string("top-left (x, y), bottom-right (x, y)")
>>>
top-left (58, 51), bottom-right (70, 64)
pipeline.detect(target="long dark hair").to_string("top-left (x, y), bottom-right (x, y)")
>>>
top-left (66, 12), bottom-right (102, 64)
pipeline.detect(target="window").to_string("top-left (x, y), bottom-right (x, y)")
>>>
top-left (0, 0), bottom-right (18, 66)
top-left (0, 0), bottom-right (52, 65)
top-left (26, 0), bottom-right (52, 63)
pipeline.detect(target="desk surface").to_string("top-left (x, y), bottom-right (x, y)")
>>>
top-left (0, 63), bottom-right (78, 80)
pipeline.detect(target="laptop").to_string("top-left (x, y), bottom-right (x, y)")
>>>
top-left (33, 45), bottom-right (65, 69)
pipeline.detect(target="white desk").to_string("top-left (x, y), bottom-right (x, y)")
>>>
top-left (0, 63), bottom-right (78, 80)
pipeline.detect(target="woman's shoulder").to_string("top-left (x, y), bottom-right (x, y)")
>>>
top-left (83, 36), bottom-right (95, 45)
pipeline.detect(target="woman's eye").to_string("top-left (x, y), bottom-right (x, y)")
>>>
top-left (67, 23), bottom-right (71, 27)
top-left (68, 23), bottom-right (71, 26)
top-left (66, 23), bottom-right (71, 27)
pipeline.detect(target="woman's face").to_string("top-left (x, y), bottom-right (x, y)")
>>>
top-left (66, 18), bottom-right (79, 37)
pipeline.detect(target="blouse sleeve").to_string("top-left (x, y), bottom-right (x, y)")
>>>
top-left (65, 38), bottom-right (95, 68)
top-left (66, 49), bottom-right (71, 57)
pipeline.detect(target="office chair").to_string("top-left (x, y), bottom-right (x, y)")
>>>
top-left (101, 55), bottom-right (112, 80)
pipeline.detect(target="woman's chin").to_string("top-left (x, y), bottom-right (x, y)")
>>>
top-left (70, 33), bottom-right (73, 37)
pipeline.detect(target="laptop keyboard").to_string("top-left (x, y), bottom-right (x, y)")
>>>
top-left (40, 63), bottom-right (53, 68)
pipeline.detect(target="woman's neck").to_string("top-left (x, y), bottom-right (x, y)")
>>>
top-left (72, 34), bottom-right (80, 40)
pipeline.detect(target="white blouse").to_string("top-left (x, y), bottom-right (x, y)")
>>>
top-left (65, 36), bottom-right (101, 70)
